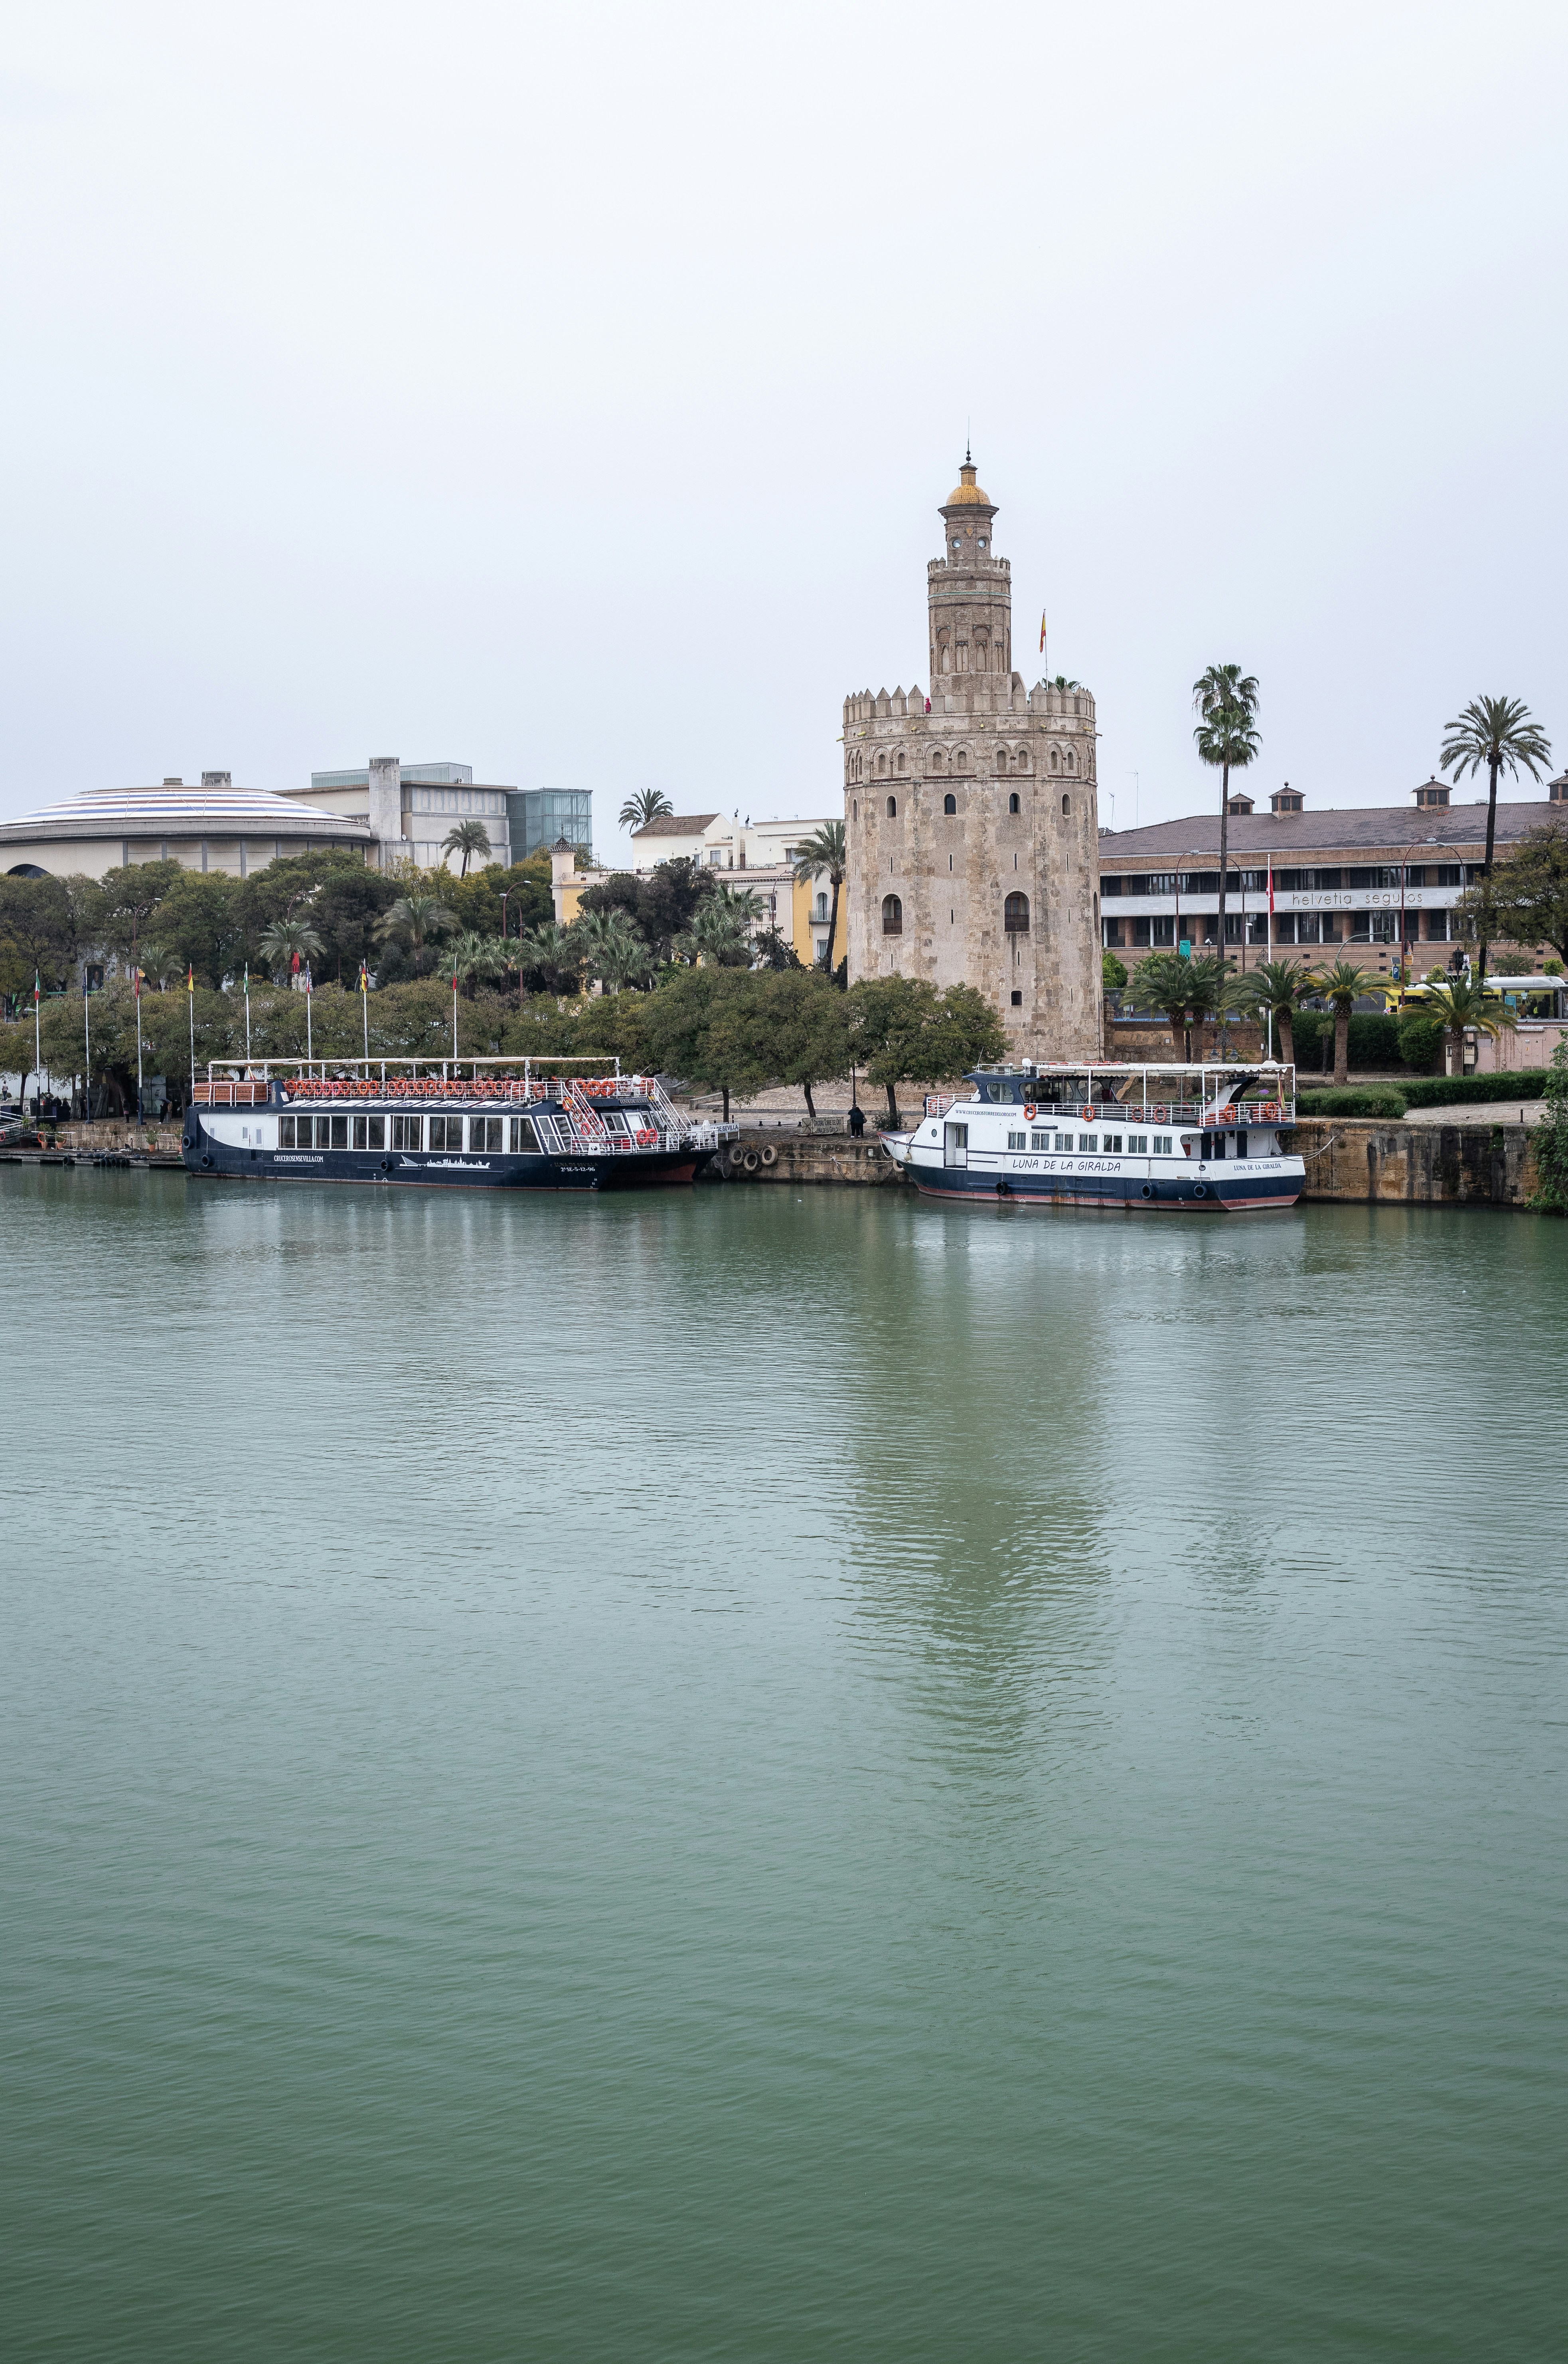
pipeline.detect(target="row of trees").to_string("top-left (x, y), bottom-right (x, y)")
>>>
top-left (1125, 950), bottom-right (1510, 1083)
top-left (0, 966), bottom-right (1005, 1126)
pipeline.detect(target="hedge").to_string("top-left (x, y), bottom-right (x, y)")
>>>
top-left (1400, 1071), bottom-right (1548, 1109)
top-left (1295, 1086), bottom-right (1409, 1117)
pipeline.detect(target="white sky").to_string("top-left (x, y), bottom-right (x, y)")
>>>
top-left (2, 1), bottom-right (1564, 866)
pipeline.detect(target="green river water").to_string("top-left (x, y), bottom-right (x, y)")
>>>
top-left (3, 1170), bottom-right (1565, 2360)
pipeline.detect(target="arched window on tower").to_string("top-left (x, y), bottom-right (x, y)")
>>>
top-left (882, 893), bottom-right (903, 935)
top-left (995, 747), bottom-right (1007, 775)
top-left (942, 645), bottom-right (952, 673)
top-left (1004, 893), bottom-right (1030, 934)
top-left (897, 751), bottom-right (906, 773)
top-left (930, 747), bottom-right (944, 771)
top-left (1065, 748), bottom-right (1076, 773)
top-left (877, 752), bottom-right (887, 776)
top-left (886, 795), bottom-right (897, 818)
top-left (1008, 793), bottom-right (1020, 814)
top-left (956, 749), bottom-right (969, 771)
top-left (1061, 794), bottom-right (1071, 816)
top-left (1017, 748), bottom-right (1030, 772)
top-left (1050, 747), bottom-right (1060, 774)
top-left (943, 793), bottom-right (956, 814)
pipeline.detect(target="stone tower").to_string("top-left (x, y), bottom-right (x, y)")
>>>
top-left (841, 456), bottom-right (1102, 1061)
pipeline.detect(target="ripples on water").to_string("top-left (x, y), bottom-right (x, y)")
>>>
top-left (3, 1171), bottom-right (1565, 2360)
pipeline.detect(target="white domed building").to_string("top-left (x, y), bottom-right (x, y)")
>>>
top-left (0, 774), bottom-right (372, 880)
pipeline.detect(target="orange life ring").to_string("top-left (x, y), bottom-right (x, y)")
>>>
top-left (1080, 1104), bottom-right (1094, 1121)
top-left (1151, 1104), bottom-right (1168, 1123)
top-left (1220, 1104), bottom-right (1238, 1123)
top-left (1023, 1103), bottom-right (1037, 1121)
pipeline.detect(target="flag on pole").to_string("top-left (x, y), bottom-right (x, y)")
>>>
top-left (132, 965), bottom-right (143, 999)
top-left (291, 949), bottom-right (300, 977)
top-left (34, 970), bottom-right (41, 1003)
top-left (304, 963), bottom-right (313, 994)
top-left (1039, 609), bottom-right (1047, 654)
top-left (359, 961), bottom-right (368, 993)
top-left (187, 964), bottom-right (194, 994)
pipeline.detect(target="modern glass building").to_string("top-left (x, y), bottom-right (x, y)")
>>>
top-left (508, 788), bottom-right (592, 862)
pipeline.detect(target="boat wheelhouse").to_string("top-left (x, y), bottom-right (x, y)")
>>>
top-left (882, 1061), bottom-right (1305, 1212)
top-left (182, 1059), bottom-right (732, 1191)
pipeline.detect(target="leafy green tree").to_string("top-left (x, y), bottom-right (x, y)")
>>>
top-left (847, 977), bottom-right (1007, 1127)
top-left (308, 866), bottom-right (403, 982)
top-left (1132, 951), bottom-right (1228, 1060)
top-left (1395, 1010), bottom-right (1445, 1073)
top-left (1101, 949), bottom-right (1128, 990)
top-left (1460, 818), bottom-right (1568, 972)
top-left (729, 969), bottom-right (851, 1120)
top-left (233, 849), bottom-right (369, 956)
top-left (1227, 956), bottom-right (1313, 1067)
top-left (258, 916), bottom-right (325, 985)
top-left (750, 927), bottom-right (803, 971)
top-left (1420, 976), bottom-right (1504, 1079)
top-left (95, 860), bottom-right (185, 966)
top-left (634, 967), bottom-right (762, 1121)
top-left (1440, 695), bottom-right (1552, 978)
top-left (578, 858), bottom-right (715, 963)
top-left (1193, 664), bottom-right (1260, 962)
top-left (442, 817), bottom-right (492, 876)
top-left (441, 856), bottom-right (555, 947)
top-left (0, 873), bottom-right (96, 999)
top-left (618, 787), bottom-right (675, 832)
top-left (150, 870), bottom-right (244, 988)
top-left (1529, 1035), bottom-right (1568, 1213)
top-left (373, 893), bottom-right (457, 979)
top-left (791, 821), bottom-right (847, 980)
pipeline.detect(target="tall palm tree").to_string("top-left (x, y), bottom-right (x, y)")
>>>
top-left (569, 907), bottom-right (651, 993)
top-left (445, 931), bottom-right (508, 995)
top-left (442, 818), bottom-right (492, 877)
top-left (258, 916), bottom-right (325, 987)
top-left (1421, 977), bottom-right (1503, 1079)
top-left (1132, 950), bottom-right (1227, 1060)
top-left (676, 897), bottom-right (753, 969)
top-left (618, 787), bottom-right (675, 832)
top-left (1311, 959), bottom-right (1378, 1086)
top-left (1440, 696), bottom-right (1552, 980)
top-left (1194, 665), bottom-right (1261, 967)
top-left (373, 893), bottom-right (456, 978)
top-left (1227, 957), bottom-right (1314, 1068)
top-left (791, 820), bottom-right (847, 981)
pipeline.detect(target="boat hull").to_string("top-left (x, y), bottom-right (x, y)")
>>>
top-left (183, 1123), bottom-right (711, 1191)
top-left (900, 1154), bottom-right (1302, 1212)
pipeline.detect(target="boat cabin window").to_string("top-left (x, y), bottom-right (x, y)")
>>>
top-left (509, 1116), bottom-right (540, 1153)
top-left (1155, 1135), bottom-right (1173, 1155)
top-left (1030, 1130), bottom-right (1052, 1151)
top-left (391, 1114), bottom-right (421, 1151)
top-left (429, 1115), bottom-right (462, 1152)
top-left (1008, 1130), bottom-right (1026, 1149)
top-left (1102, 1133), bottom-right (1122, 1152)
top-left (352, 1115), bottom-right (385, 1151)
top-left (471, 1118), bottom-right (504, 1152)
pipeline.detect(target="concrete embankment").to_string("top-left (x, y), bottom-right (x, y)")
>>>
top-left (710, 1117), bottom-right (1548, 1209)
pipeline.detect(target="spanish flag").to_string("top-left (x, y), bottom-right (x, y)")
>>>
top-left (187, 964), bottom-right (194, 994)
top-left (1039, 609), bottom-right (1047, 654)
top-left (359, 961), bottom-right (369, 993)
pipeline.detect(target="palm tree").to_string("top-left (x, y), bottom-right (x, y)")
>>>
top-left (515, 921), bottom-right (583, 996)
top-left (676, 897), bottom-right (753, 969)
top-left (569, 907), bottom-right (652, 993)
top-left (445, 931), bottom-right (508, 995)
top-left (1440, 696), bottom-right (1552, 980)
top-left (1421, 977), bottom-right (1504, 1079)
top-left (258, 916), bottom-right (325, 987)
top-left (618, 787), bottom-right (675, 832)
top-left (1132, 950), bottom-right (1228, 1060)
top-left (373, 894), bottom-right (456, 978)
top-left (1228, 957), bottom-right (1314, 1068)
top-left (1194, 664), bottom-right (1261, 967)
top-left (1311, 959), bottom-right (1378, 1086)
top-left (791, 820), bottom-right (847, 980)
top-left (442, 818), bottom-right (492, 877)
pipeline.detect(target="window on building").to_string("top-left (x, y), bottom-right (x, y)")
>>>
top-left (943, 793), bottom-right (956, 814)
top-left (1425, 911), bottom-right (1450, 942)
top-left (1103, 917), bottom-right (1123, 947)
top-left (1133, 917), bottom-right (1151, 947)
top-left (1151, 916), bottom-right (1173, 946)
top-left (897, 752), bottom-right (906, 773)
top-left (1003, 792), bottom-right (1017, 814)
top-left (1004, 893), bottom-right (1030, 934)
top-left (877, 753), bottom-right (887, 776)
top-left (995, 747), bottom-right (1007, 774)
top-left (886, 795), bottom-right (897, 817)
top-left (816, 893), bottom-right (828, 919)
top-left (882, 894), bottom-right (902, 935)
top-left (957, 750), bottom-right (969, 771)
top-left (978, 536), bottom-right (987, 550)
top-left (1061, 794), bottom-right (1070, 816)
top-left (1010, 990), bottom-right (1023, 1006)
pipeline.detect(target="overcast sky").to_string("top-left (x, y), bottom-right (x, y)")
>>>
top-left (3, 1), bottom-right (1564, 866)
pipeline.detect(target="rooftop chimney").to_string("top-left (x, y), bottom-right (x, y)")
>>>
top-left (1270, 783), bottom-right (1303, 814)
top-left (1413, 776), bottom-right (1450, 809)
top-left (201, 771), bottom-right (231, 788)
top-left (1550, 771), bottom-right (1568, 804)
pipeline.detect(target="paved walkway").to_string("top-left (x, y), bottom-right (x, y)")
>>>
top-left (1403, 1098), bottom-right (1549, 1127)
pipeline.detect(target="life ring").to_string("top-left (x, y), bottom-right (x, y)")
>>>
top-left (1150, 1104), bottom-right (1168, 1123)
top-left (1080, 1104), bottom-right (1094, 1121)
top-left (1261, 1100), bottom-right (1280, 1121)
top-left (1220, 1104), bottom-right (1238, 1124)
top-left (1023, 1103), bottom-right (1037, 1121)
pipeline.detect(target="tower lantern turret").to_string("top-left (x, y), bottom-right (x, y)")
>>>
top-left (930, 450), bottom-right (1012, 686)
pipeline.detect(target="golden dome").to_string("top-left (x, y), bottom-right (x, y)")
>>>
top-left (943, 456), bottom-right (992, 508)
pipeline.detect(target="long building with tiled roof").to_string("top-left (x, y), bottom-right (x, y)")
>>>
top-left (1098, 775), bottom-right (1568, 972)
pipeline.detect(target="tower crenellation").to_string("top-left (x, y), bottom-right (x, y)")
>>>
top-left (840, 454), bottom-right (1102, 1059)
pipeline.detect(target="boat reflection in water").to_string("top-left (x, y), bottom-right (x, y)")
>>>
top-left (881, 1061), bottom-right (1305, 1212)
top-left (183, 1058), bottom-right (735, 1192)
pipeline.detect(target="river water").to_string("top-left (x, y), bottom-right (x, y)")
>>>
top-left (3, 1170), bottom-right (1565, 2361)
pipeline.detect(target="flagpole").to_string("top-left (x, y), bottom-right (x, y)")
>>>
top-left (1266, 859), bottom-right (1275, 1061)
top-left (452, 966), bottom-right (458, 1061)
top-left (306, 964), bottom-right (313, 1063)
top-left (361, 963), bottom-right (369, 1060)
top-left (244, 965), bottom-right (251, 1063)
top-left (135, 969), bottom-right (144, 1123)
top-left (188, 965), bottom-right (196, 1112)
top-left (33, 970), bottom-right (41, 1116)
top-left (83, 966), bottom-right (91, 1119)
